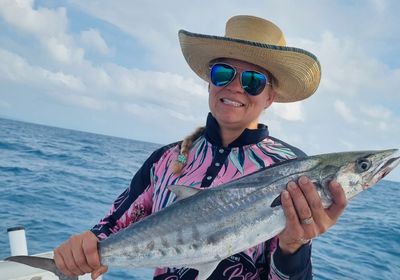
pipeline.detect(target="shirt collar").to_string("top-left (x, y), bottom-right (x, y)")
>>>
top-left (204, 113), bottom-right (269, 148)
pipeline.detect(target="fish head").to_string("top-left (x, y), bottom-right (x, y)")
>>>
top-left (328, 149), bottom-right (400, 201)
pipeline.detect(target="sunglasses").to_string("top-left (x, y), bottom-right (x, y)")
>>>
top-left (209, 63), bottom-right (270, 96)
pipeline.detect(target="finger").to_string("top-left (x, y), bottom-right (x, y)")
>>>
top-left (91, 266), bottom-right (108, 280)
top-left (326, 181), bottom-right (347, 220)
top-left (54, 248), bottom-right (72, 276)
top-left (82, 233), bottom-right (101, 270)
top-left (69, 235), bottom-right (93, 273)
top-left (62, 239), bottom-right (85, 276)
top-left (287, 181), bottom-right (312, 221)
top-left (297, 176), bottom-right (326, 220)
top-left (281, 189), bottom-right (302, 230)
top-left (71, 238), bottom-right (93, 274)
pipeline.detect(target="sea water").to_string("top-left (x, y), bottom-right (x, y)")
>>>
top-left (0, 118), bottom-right (399, 279)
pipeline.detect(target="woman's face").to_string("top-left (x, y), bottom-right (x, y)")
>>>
top-left (208, 58), bottom-right (276, 131)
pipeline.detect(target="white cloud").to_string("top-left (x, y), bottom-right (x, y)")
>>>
top-left (0, 0), bottom-right (67, 37)
top-left (80, 29), bottom-right (110, 55)
top-left (289, 25), bottom-right (399, 108)
top-left (44, 37), bottom-right (85, 65)
top-left (0, 49), bottom-right (109, 111)
top-left (0, 46), bottom-right (209, 116)
top-left (270, 102), bottom-right (305, 122)
top-left (369, 0), bottom-right (387, 13)
top-left (286, 29), bottom-right (399, 157)
top-left (361, 105), bottom-right (392, 121)
top-left (0, 48), bottom-right (86, 92)
top-left (122, 102), bottom-right (202, 122)
top-left (359, 104), bottom-right (398, 132)
top-left (102, 64), bottom-right (208, 111)
top-left (334, 100), bottom-right (357, 124)
top-left (68, 0), bottom-right (222, 74)
top-left (51, 91), bottom-right (107, 110)
top-left (0, 0), bottom-right (84, 65)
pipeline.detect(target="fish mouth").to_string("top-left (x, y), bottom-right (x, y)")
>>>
top-left (380, 156), bottom-right (400, 178)
top-left (364, 149), bottom-right (400, 189)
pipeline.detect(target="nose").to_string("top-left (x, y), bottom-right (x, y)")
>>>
top-left (226, 72), bottom-right (244, 94)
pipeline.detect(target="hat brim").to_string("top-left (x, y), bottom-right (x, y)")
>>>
top-left (179, 30), bottom-right (321, 103)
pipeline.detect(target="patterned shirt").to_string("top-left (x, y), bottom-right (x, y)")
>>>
top-left (91, 113), bottom-right (312, 279)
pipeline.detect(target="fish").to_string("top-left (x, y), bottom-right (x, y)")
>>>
top-left (6, 149), bottom-right (400, 280)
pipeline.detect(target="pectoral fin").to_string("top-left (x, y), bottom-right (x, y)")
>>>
top-left (191, 261), bottom-right (220, 280)
top-left (168, 185), bottom-right (202, 201)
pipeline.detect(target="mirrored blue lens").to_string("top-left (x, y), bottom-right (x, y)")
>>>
top-left (241, 71), bottom-right (267, 96)
top-left (210, 64), bottom-right (236, 86)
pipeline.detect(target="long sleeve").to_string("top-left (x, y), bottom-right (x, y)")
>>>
top-left (268, 237), bottom-right (312, 280)
top-left (90, 142), bottom-right (179, 240)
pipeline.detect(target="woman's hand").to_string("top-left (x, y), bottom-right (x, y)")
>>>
top-left (278, 176), bottom-right (347, 254)
top-left (53, 230), bottom-right (108, 280)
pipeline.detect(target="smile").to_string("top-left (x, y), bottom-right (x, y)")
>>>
top-left (220, 98), bottom-right (244, 107)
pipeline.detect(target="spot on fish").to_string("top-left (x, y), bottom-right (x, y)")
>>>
top-left (176, 229), bottom-right (184, 245)
top-left (174, 246), bottom-right (182, 254)
top-left (206, 228), bottom-right (230, 245)
top-left (159, 249), bottom-right (167, 256)
top-left (192, 225), bottom-right (200, 240)
top-left (146, 240), bottom-right (155, 250)
top-left (270, 194), bottom-right (281, 207)
top-left (160, 237), bottom-right (170, 248)
top-left (206, 232), bottom-right (220, 245)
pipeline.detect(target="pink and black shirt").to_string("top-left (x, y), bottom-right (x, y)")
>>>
top-left (91, 113), bottom-right (312, 280)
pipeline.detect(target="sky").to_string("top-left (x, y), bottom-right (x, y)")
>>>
top-left (0, 0), bottom-right (399, 181)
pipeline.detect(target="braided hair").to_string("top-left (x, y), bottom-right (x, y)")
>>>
top-left (171, 126), bottom-right (205, 174)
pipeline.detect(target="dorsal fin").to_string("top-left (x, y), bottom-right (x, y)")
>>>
top-left (168, 185), bottom-right (201, 201)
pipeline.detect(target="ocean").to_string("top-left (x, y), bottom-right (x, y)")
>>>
top-left (0, 117), bottom-right (399, 280)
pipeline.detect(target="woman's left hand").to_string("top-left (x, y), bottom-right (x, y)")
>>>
top-left (278, 176), bottom-right (347, 254)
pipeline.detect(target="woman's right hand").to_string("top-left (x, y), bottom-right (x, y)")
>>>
top-left (53, 230), bottom-right (108, 280)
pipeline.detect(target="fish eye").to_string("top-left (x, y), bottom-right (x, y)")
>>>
top-left (356, 158), bottom-right (371, 173)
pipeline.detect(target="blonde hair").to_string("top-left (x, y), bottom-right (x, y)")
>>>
top-left (171, 126), bottom-right (205, 174)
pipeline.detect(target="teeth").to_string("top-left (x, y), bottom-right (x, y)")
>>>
top-left (221, 98), bottom-right (244, 107)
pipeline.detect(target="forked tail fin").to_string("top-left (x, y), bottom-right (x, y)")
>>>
top-left (5, 256), bottom-right (78, 280)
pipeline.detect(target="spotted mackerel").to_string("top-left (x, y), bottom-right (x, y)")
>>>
top-left (6, 149), bottom-right (400, 280)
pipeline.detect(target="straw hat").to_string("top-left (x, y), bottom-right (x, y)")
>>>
top-left (178, 15), bottom-right (321, 102)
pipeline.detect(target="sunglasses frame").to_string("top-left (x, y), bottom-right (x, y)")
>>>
top-left (209, 62), bottom-right (271, 96)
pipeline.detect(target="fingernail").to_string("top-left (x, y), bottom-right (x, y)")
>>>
top-left (282, 190), bottom-right (289, 199)
top-left (288, 182), bottom-right (296, 190)
top-left (299, 176), bottom-right (309, 185)
top-left (331, 181), bottom-right (340, 189)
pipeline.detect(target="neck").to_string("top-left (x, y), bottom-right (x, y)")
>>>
top-left (219, 122), bottom-right (258, 147)
top-left (220, 129), bottom-right (242, 147)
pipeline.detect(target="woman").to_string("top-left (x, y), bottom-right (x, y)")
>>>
top-left (54, 15), bottom-right (347, 279)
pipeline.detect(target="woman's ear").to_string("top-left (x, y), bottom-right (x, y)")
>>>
top-left (264, 88), bottom-right (277, 109)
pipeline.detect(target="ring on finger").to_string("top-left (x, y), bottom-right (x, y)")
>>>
top-left (295, 237), bottom-right (310, 244)
top-left (300, 238), bottom-right (310, 244)
top-left (301, 216), bottom-right (314, 225)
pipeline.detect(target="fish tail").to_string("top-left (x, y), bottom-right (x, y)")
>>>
top-left (5, 255), bottom-right (78, 280)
